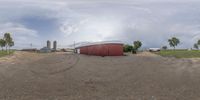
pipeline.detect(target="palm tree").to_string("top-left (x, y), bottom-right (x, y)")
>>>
top-left (0, 39), bottom-right (6, 51)
top-left (168, 37), bottom-right (180, 50)
top-left (198, 40), bottom-right (200, 46)
top-left (194, 43), bottom-right (199, 50)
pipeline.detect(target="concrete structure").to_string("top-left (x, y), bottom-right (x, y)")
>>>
top-left (40, 47), bottom-right (51, 53)
top-left (75, 41), bottom-right (124, 56)
top-left (47, 40), bottom-right (51, 49)
top-left (53, 41), bottom-right (57, 50)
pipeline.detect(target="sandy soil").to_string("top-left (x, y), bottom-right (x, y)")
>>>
top-left (0, 51), bottom-right (200, 100)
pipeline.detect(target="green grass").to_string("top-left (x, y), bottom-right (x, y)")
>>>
top-left (154, 50), bottom-right (200, 58)
top-left (0, 50), bottom-right (15, 57)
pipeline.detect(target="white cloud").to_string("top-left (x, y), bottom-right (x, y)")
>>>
top-left (0, 22), bottom-right (38, 37)
top-left (1, 0), bottom-right (200, 49)
top-left (0, 22), bottom-right (39, 49)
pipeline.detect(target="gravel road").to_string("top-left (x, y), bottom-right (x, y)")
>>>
top-left (0, 51), bottom-right (200, 100)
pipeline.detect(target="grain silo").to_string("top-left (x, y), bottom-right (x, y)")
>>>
top-left (47, 40), bottom-right (51, 49)
top-left (53, 41), bottom-right (57, 50)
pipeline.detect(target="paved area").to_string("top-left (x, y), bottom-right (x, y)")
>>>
top-left (0, 51), bottom-right (200, 100)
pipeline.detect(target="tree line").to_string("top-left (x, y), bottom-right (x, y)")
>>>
top-left (167, 37), bottom-right (200, 50)
top-left (124, 36), bottom-right (200, 53)
top-left (0, 33), bottom-right (14, 53)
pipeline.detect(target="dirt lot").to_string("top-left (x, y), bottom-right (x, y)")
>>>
top-left (0, 51), bottom-right (200, 100)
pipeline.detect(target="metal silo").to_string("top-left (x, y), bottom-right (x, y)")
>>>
top-left (47, 40), bottom-right (51, 49)
top-left (53, 41), bottom-right (57, 50)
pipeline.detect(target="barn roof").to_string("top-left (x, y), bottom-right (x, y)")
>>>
top-left (75, 41), bottom-right (124, 48)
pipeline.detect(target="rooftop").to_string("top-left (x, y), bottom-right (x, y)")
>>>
top-left (75, 41), bottom-right (124, 48)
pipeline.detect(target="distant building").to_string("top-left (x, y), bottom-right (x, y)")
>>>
top-left (149, 48), bottom-right (161, 52)
top-left (75, 41), bottom-right (124, 56)
top-left (40, 47), bottom-right (51, 53)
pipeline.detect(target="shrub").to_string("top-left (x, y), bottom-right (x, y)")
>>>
top-left (123, 45), bottom-right (133, 52)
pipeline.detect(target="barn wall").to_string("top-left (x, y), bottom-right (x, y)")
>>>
top-left (79, 44), bottom-right (123, 56)
top-left (108, 44), bottom-right (123, 56)
top-left (80, 47), bottom-right (88, 54)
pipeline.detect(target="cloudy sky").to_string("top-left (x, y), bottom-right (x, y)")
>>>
top-left (0, 0), bottom-right (200, 49)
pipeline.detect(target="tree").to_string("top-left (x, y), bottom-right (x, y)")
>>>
top-left (168, 37), bottom-right (180, 50)
top-left (162, 46), bottom-right (168, 50)
top-left (123, 45), bottom-right (133, 52)
top-left (8, 40), bottom-right (14, 52)
top-left (198, 40), bottom-right (200, 45)
top-left (133, 41), bottom-right (142, 53)
top-left (194, 43), bottom-right (199, 50)
top-left (4, 33), bottom-right (13, 53)
top-left (194, 40), bottom-right (200, 50)
top-left (0, 39), bottom-right (6, 51)
top-left (133, 41), bottom-right (142, 50)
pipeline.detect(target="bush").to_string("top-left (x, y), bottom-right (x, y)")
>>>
top-left (123, 45), bottom-right (133, 52)
top-left (162, 46), bottom-right (168, 50)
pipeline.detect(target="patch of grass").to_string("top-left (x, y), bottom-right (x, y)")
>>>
top-left (154, 50), bottom-right (200, 58)
top-left (0, 50), bottom-right (15, 57)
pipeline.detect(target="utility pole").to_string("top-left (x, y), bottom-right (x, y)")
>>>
top-left (74, 41), bottom-right (76, 53)
top-left (30, 43), bottom-right (32, 49)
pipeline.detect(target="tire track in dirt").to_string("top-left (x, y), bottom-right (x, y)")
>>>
top-left (48, 54), bottom-right (80, 75)
top-left (30, 54), bottom-right (79, 76)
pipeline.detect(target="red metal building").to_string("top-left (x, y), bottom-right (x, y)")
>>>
top-left (75, 41), bottom-right (124, 56)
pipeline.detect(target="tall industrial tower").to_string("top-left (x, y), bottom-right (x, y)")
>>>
top-left (47, 40), bottom-right (51, 49)
top-left (53, 41), bottom-right (57, 50)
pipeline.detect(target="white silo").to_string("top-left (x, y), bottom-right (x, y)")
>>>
top-left (53, 41), bottom-right (57, 50)
top-left (47, 40), bottom-right (51, 49)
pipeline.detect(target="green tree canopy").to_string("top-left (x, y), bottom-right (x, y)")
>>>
top-left (4, 33), bottom-right (12, 43)
top-left (194, 43), bottom-right (199, 50)
top-left (0, 39), bottom-right (6, 50)
top-left (3, 33), bottom-right (14, 53)
top-left (133, 41), bottom-right (142, 50)
top-left (132, 41), bottom-right (142, 54)
top-left (198, 40), bottom-right (200, 45)
top-left (168, 37), bottom-right (180, 49)
top-left (162, 46), bottom-right (168, 50)
top-left (8, 40), bottom-right (14, 47)
top-left (123, 45), bottom-right (133, 52)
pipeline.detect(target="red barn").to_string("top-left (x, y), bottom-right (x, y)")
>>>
top-left (75, 41), bottom-right (124, 56)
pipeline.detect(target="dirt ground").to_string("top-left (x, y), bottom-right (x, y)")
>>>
top-left (0, 51), bottom-right (200, 100)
